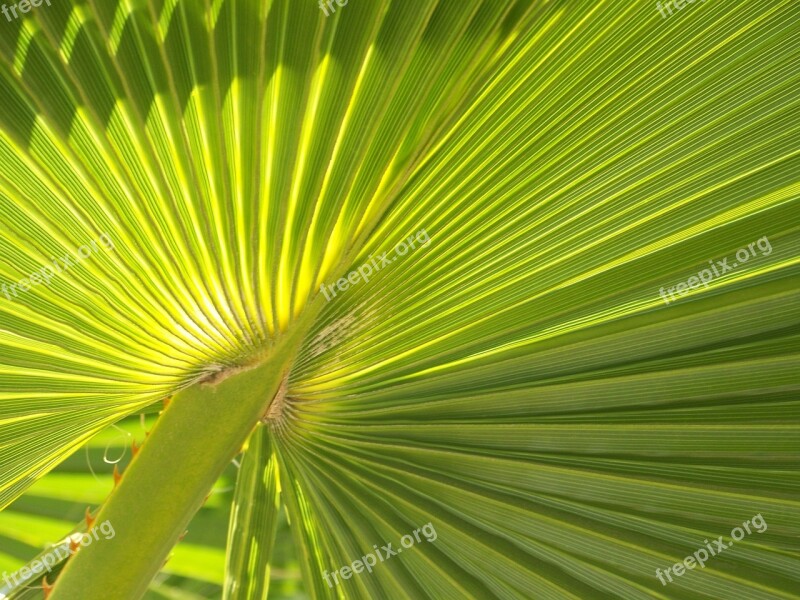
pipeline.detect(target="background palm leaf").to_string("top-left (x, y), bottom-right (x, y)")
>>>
top-left (0, 0), bottom-right (798, 598)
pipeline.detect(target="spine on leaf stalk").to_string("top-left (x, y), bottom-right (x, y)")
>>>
top-left (49, 316), bottom-right (316, 600)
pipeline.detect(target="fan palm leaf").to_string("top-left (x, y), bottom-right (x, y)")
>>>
top-left (0, 0), bottom-right (798, 598)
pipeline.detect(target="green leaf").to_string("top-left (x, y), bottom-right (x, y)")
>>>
top-left (224, 425), bottom-right (282, 600)
top-left (1, 0), bottom-right (799, 598)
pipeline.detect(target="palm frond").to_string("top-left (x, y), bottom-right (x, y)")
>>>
top-left (0, 0), bottom-right (798, 598)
